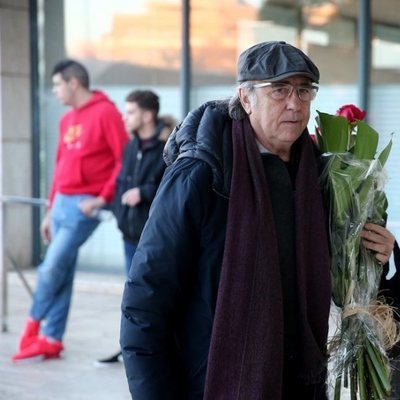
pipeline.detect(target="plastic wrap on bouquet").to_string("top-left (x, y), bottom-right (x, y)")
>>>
top-left (321, 153), bottom-right (399, 400)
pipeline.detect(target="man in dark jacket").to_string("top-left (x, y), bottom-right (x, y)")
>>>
top-left (120, 42), bottom-right (395, 399)
top-left (96, 90), bottom-right (174, 365)
top-left (114, 90), bottom-right (172, 275)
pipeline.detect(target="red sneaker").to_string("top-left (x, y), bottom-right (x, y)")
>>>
top-left (18, 317), bottom-right (40, 351)
top-left (12, 336), bottom-right (64, 362)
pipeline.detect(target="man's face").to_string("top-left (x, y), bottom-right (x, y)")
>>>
top-left (52, 73), bottom-right (74, 105)
top-left (123, 102), bottom-right (145, 135)
top-left (242, 75), bottom-right (312, 156)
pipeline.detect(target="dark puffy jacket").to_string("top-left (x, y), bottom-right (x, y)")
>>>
top-left (120, 101), bottom-right (232, 399)
top-left (113, 122), bottom-right (168, 243)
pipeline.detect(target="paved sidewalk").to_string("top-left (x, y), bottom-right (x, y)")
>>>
top-left (0, 269), bottom-right (131, 400)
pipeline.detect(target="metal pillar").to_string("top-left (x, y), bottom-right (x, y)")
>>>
top-left (30, 0), bottom-right (42, 266)
top-left (181, 0), bottom-right (191, 119)
top-left (358, 0), bottom-right (371, 118)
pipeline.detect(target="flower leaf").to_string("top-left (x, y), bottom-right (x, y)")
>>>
top-left (316, 111), bottom-right (349, 153)
top-left (353, 120), bottom-right (378, 159)
top-left (378, 136), bottom-right (393, 167)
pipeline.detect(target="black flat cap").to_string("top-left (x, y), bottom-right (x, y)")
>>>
top-left (237, 41), bottom-right (319, 83)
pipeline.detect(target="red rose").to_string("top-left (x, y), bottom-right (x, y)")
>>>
top-left (335, 104), bottom-right (366, 123)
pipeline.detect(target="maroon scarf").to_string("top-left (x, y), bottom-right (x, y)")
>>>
top-left (204, 118), bottom-right (331, 399)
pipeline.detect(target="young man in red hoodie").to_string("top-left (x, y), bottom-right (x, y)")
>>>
top-left (12, 59), bottom-right (129, 362)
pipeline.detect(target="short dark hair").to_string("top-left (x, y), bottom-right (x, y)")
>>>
top-left (125, 90), bottom-right (160, 119)
top-left (52, 59), bottom-right (90, 89)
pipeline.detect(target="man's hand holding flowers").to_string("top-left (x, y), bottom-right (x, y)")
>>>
top-left (361, 222), bottom-right (395, 265)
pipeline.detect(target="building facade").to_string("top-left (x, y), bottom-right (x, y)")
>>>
top-left (1, 0), bottom-right (399, 272)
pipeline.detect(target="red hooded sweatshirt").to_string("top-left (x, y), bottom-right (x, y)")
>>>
top-left (48, 90), bottom-right (129, 207)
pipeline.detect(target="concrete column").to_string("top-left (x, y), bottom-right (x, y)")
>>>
top-left (0, 0), bottom-right (33, 329)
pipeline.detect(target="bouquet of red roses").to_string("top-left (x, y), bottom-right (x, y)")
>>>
top-left (316, 104), bottom-right (398, 400)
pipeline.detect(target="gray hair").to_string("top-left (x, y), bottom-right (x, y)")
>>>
top-left (228, 81), bottom-right (257, 120)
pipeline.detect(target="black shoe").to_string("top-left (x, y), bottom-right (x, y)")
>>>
top-left (94, 351), bottom-right (123, 367)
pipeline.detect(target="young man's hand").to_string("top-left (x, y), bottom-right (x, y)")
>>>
top-left (121, 188), bottom-right (141, 207)
top-left (79, 196), bottom-right (106, 217)
top-left (40, 211), bottom-right (52, 244)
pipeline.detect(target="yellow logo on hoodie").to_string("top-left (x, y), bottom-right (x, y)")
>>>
top-left (64, 125), bottom-right (82, 148)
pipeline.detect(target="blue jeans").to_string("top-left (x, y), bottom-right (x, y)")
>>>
top-left (123, 240), bottom-right (137, 276)
top-left (30, 194), bottom-right (100, 341)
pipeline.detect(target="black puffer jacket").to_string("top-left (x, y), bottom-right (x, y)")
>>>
top-left (120, 101), bottom-right (232, 400)
top-left (164, 100), bottom-right (233, 197)
top-left (113, 122), bottom-right (168, 243)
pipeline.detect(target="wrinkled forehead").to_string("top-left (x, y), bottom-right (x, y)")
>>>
top-left (256, 75), bottom-right (314, 86)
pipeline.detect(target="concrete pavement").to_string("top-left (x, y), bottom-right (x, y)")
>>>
top-left (0, 269), bottom-right (131, 400)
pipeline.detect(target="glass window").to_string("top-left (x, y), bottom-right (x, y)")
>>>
top-left (40, 0), bottom-right (182, 272)
top-left (370, 0), bottom-right (400, 236)
top-left (190, 1), bottom-right (360, 126)
top-left (63, 0), bottom-right (182, 119)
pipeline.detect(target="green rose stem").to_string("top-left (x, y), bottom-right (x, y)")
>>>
top-left (357, 349), bottom-right (367, 400)
top-left (366, 340), bottom-right (391, 394)
top-left (334, 372), bottom-right (342, 400)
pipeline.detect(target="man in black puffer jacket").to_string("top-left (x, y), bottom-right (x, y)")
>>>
top-left (115, 90), bottom-right (174, 275)
top-left (120, 42), bottom-right (395, 399)
top-left (97, 90), bottom-right (175, 365)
